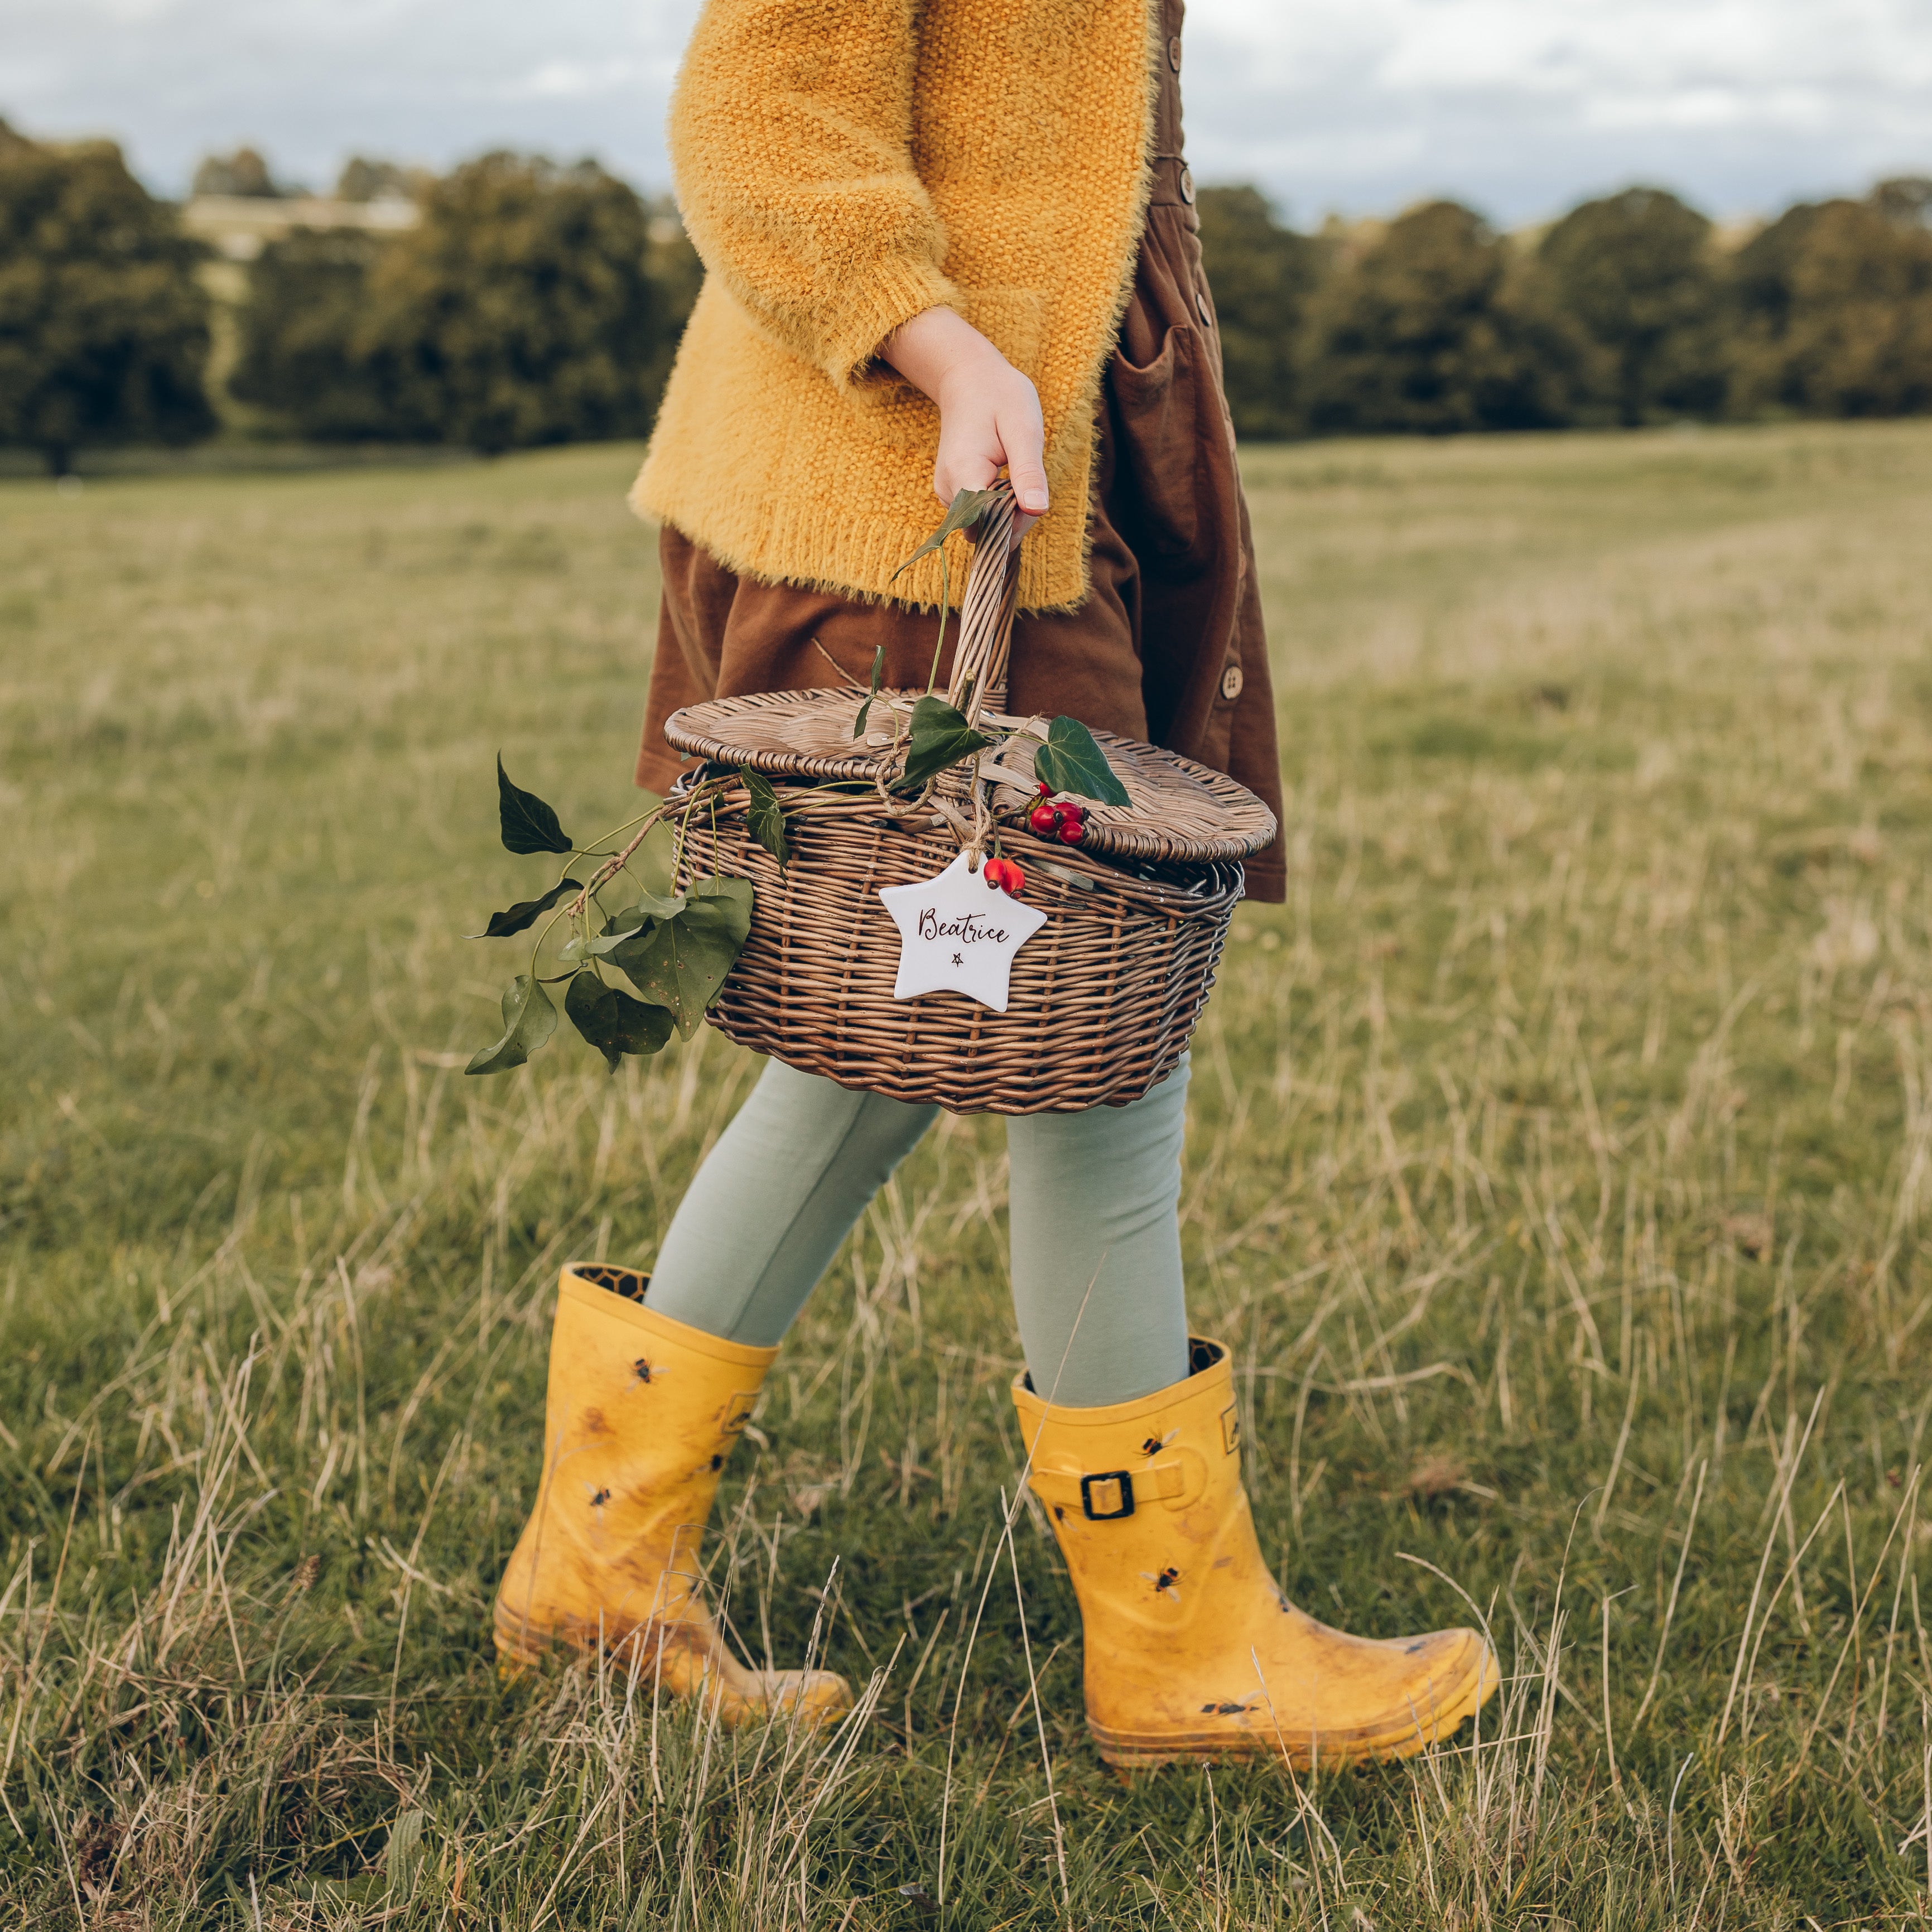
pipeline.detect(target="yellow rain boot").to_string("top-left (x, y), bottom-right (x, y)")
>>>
top-left (493, 1263), bottom-right (851, 1726)
top-left (1013, 1339), bottom-right (1497, 1768)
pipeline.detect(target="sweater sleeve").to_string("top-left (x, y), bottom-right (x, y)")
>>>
top-left (668, 0), bottom-right (960, 387)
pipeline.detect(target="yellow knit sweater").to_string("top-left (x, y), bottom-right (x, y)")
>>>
top-left (631, 0), bottom-right (1160, 614)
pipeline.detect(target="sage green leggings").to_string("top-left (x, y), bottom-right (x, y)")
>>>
top-left (647, 1057), bottom-right (1192, 1407)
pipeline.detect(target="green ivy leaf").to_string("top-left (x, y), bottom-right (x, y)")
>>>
top-left (586, 891), bottom-right (686, 956)
top-left (899, 696), bottom-right (991, 791)
top-left (469, 876), bottom-right (580, 939)
top-left (743, 770), bottom-right (791, 870)
top-left (687, 872), bottom-right (754, 942)
top-left (890, 486), bottom-right (1002, 581)
top-left (464, 975), bottom-right (557, 1075)
top-left (605, 875), bottom-right (754, 1039)
top-left (1032, 715), bottom-right (1130, 807)
top-left (853, 645), bottom-right (886, 739)
top-left (565, 970), bottom-right (676, 1069)
top-left (497, 755), bottom-right (575, 856)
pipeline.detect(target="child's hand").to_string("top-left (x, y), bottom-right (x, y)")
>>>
top-left (884, 307), bottom-right (1048, 531)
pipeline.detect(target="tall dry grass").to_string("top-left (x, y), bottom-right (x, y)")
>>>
top-left (5, 423), bottom-right (1932, 1924)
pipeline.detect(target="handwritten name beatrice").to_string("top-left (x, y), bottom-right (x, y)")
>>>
top-left (916, 905), bottom-right (1011, 947)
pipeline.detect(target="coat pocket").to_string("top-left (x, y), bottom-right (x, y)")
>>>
top-left (1106, 322), bottom-right (1218, 568)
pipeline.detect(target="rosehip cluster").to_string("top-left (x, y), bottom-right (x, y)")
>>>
top-left (1028, 783), bottom-right (1088, 846)
top-left (982, 855), bottom-right (1026, 896)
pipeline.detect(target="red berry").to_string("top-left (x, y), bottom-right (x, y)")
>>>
top-left (1036, 782), bottom-right (1052, 797)
top-left (1028, 802), bottom-right (1060, 835)
top-left (1057, 817), bottom-right (1085, 845)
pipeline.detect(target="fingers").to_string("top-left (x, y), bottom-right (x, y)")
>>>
top-left (1001, 413), bottom-right (1049, 519)
top-left (927, 362), bottom-right (1049, 527)
top-left (932, 448), bottom-right (1001, 502)
top-left (933, 435), bottom-right (1047, 517)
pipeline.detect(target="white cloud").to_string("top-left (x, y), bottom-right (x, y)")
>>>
top-left (1181, 0), bottom-right (1932, 216)
top-left (502, 58), bottom-right (649, 103)
top-left (0, 0), bottom-right (1926, 220)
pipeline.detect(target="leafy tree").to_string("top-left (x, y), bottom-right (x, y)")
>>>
top-left (229, 230), bottom-right (396, 437)
top-left (1303, 201), bottom-right (1587, 435)
top-left (1731, 196), bottom-right (1932, 418)
top-left (1536, 186), bottom-right (1726, 425)
top-left (1871, 177), bottom-right (1932, 231)
top-left (191, 147), bottom-right (283, 199)
top-left (1194, 185), bottom-right (1323, 439)
top-left (360, 152), bottom-right (677, 452)
top-left (334, 157), bottom-right (432, 205)
top-left (232, 154), bottom-right (698, 449)
top-left (0, 132), bottom-right (214, 474)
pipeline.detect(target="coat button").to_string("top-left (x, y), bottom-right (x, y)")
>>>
top-left (1178, 164), bottom-right (1196, 205)
top-left (1196, 286), bottom-right (1213, 326)
top-left (1220, 664), bottom-right (1244, 702)
top-left (1168, 34), bottom-right (1182, 71)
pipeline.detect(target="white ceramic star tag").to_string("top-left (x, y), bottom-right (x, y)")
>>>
top-left (877, 851), bottom-right (1047, 1011)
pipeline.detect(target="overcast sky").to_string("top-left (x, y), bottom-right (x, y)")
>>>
top-left (3, 0), bottom-right (1929, 226)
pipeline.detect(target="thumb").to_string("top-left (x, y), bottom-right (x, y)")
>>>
top-left (1000, 423), bottom-right (1050, 518)
top-left (1005, 452), bottom-right (1050, 518)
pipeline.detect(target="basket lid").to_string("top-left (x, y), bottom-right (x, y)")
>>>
top-left (662, 688), bottom-right (1278, 866)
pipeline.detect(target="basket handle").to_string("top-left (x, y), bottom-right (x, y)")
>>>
top-left (943, 479), bottom-right (1024, 726)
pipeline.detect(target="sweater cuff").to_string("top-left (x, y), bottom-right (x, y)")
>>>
top-left (821, 257), bottom-right (961, 390)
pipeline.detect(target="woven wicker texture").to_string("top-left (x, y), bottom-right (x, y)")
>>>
top-left (661, 479), bottom-right (1263, 1112)
top-left (664, 697), bottom-right (1275, 866)
top-left (674, 779), bottom-right (1240, 1114)
top-left (664, 478), bottom-right (1275, 866)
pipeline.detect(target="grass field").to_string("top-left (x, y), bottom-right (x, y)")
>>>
top-left (6, 420), bottom-right (1932, 1928)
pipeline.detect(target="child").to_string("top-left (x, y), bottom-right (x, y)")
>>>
top-left (493, 0), bottom-right (1496, 1766)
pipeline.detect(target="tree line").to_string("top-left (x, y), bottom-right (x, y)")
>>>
top-left (227, 154), bottom-right (698, 452)
top-left (1202, 179), bottom-right (1932, 437)
top-left (2, 115), bottom-right (1929, 473)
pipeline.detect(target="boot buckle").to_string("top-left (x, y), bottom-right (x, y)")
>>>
top-left (1081, 1471), bottom-right (1136, 1520)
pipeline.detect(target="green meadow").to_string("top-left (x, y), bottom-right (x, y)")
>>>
top-left (6, 420), bottom-right (1932, 1926)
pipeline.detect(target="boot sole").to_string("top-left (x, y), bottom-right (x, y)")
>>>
top-left (1091, 1644), bottom-right (1498, 1770)
top-left (491, 1598), bottom-right (697, 1675)
top-left (490, 1598), bottom-right (853, 1724)
top-left (492, 1597), bottom-right (566, 1675)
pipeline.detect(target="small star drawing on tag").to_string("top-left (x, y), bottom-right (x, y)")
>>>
top-left (878, 851), bottom-right (1048, 1012)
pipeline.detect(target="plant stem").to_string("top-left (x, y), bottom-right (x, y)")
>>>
top-left (568, 804), bottom-right (673, 917)
top-left (926, 552), bottom-right (951, 695)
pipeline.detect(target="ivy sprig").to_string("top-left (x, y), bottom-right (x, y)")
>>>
top-left (858, 495), bottom-right (1133, 812)
top-left (466, 758), bottom-right (784, 1076)
top-left (1022, 715), bottom-right (1131, 808)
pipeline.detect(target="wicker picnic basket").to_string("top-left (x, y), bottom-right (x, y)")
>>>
top-left (662, 483), bottom-right (1277, 1114)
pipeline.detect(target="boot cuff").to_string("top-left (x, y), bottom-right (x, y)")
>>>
top-left (557, 1264), bottom-right (779, 1370)
top-left (1011, 1336), bottom-right (1229, 1429)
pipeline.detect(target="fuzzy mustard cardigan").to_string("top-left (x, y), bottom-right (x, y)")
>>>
top-left (630, 0), bottom-right (1161, 615)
